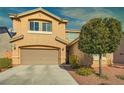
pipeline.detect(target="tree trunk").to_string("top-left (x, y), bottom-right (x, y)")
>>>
top-left (99, 54), bottom-right (102, 76)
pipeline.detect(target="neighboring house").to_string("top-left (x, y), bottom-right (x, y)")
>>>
top-left (113, 36), bottom-right (124, 64)
top-left (0, 27), bottom-right (13, 58)
top-left (9, 8), bottom-right (123, 67)
top-left (9, 8), bottom-right (68, 65)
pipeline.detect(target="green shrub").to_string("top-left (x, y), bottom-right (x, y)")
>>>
top-left (0, 58), bottom-right (12, 69)
top-left (115, 75), bottom-right (124, 80)
top-left (76, 67), bottom-right (93, 76)
top-left (69, 55), bottom-right (80, 69)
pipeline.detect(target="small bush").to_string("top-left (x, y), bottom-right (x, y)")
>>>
top-left (0, 58), bottom-right (12, 69)
top-left (69, 55), bottom-right (80, 69)
top-left (76, 67), bottom-right (93, 76)
top-left (116, 75), bottom-right (124, 80)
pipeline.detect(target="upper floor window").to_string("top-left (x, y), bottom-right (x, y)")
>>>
top-left (30, 21), bottom-right (39, 31)
top-left (42, 22), bottom-right (52, 32)
top-left (29, 20), bottom-right (52, 34)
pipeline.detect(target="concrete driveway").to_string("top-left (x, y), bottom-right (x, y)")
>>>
top-left (0, 65), bottom-right (78, 85)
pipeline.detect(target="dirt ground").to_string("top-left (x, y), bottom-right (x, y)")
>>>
top-left (64, 65), bottom-right (124, 85)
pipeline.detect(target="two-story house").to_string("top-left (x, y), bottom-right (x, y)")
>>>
top-left (9, 7), bottom-right (124, 67)
top-left (9, 8), bottom-right (68, 65)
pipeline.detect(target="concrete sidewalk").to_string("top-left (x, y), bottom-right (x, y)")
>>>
top-left (0, 65), bottom-right (78, 85)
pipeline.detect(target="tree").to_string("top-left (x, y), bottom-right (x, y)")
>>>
top-left (78, 17), bottom-right (123, 76)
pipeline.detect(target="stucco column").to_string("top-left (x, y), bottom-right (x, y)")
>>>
top-left (61, 46), bottom-right (66, 64)
top-left (12, 44), bottom-right (20, 64)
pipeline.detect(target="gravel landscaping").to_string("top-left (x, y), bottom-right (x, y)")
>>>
top-left (64, 64), bottom-right (124, 85)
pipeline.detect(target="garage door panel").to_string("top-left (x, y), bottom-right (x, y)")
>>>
top-left (21, 49), bottom-right (58, 65)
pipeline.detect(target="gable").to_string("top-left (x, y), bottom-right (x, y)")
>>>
top-left (20, 11), bottom-right (60, 23)
top-left (9, 8), bottom-right (68, 23)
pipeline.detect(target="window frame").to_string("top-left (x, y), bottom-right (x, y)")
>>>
top-left (28, 20), bottom-right (52, 34)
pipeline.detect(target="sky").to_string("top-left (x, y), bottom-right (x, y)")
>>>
top-left (0, 7), bottom-right (124, 30)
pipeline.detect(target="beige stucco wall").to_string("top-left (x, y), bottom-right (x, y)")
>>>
top-left (69, 42), bottom-right (113, 67)
top-left (11, 11), bottom-right (67, 65)
top-left (13, 12), bottom-right (66, 38)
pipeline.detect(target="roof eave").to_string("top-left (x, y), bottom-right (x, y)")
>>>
top-left (66, 29), bottom-right (80, 33)
top-left (10, 34), bottom-right (24, 43)
top-left (62, 19), bottom-right (68, 23)
top-left (8, 13), bottom-right (18, 19)
top-left (55, 36), bottom-right (68, 45)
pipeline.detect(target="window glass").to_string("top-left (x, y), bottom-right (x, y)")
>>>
top-left (47, 23), bottom-right (52, 32)
top-left (30, 21), bottom-right (34, 31)
top-left (42, 23), bottom-right (47, 31)
top-left (42, 22), bottom-right (52, 32)
top-left (29, 21), bottom-right (52, 32)
top-left (29, 21), bottom-right (39, 31)
top-left (34, 22), bottom-right (39, 31)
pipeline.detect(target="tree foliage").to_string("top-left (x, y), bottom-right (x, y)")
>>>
top-left (78, 17), bottom-right (123, 55)
top-left (78, 17), bottom-right (123, 76)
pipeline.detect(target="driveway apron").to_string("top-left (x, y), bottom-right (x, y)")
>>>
top-left (0, 65), bottom-right (78, 85)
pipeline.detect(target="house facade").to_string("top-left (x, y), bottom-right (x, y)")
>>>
top-left (9, 8), bottom-right (68, 65)
top-left (9, 8), bottom-right (124, 67)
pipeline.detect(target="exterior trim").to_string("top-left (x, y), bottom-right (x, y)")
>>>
top-left (28, 19), bottom-right (52, 23)
top-left (66, 29), bottom-right (80, 33)
top-left (10, 35), bottom-right (24, 43)
top-left (55, 36), bottom-right (68, 45)
top-left (28, 31), bottom-right (52, 34)
top-left (68, 37), bottom-right (79, 46)
top-left (19, 45), bottom-right (61, 49)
